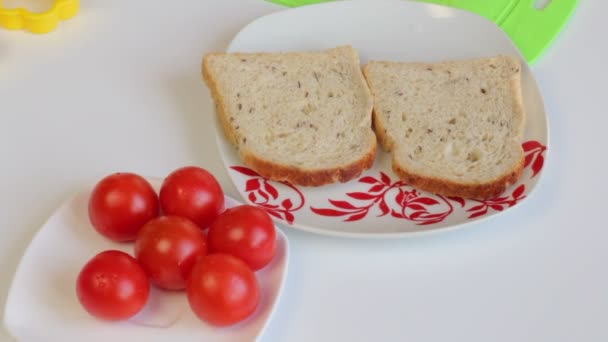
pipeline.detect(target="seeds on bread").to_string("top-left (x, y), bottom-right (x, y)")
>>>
top-left (363, 56), bottom-right (526, 199)
top-left (203, 46), bottom-right (376, 186)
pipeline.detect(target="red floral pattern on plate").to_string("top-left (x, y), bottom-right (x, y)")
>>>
top-left (232, 140), bottom-right (546, 226)
top-left (310, 140), bottom-right (546, 224)
top-left (310, 173), bottom-right (455, 225)
top-left (464, 184), bottom-right (526, 219)
top-left (230, 166), bottom-right (305, 224)
top-left (523, 140), bottom-right (547, 178)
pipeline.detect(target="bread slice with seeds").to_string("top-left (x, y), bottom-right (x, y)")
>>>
top-left (203, 46), bottom-right (376, 186)
top-left (363, 56), bottom-right (525, 199)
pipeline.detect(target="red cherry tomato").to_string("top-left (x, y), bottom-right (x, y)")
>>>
top-left (207, 205), bottom-right (276, 271)
top-left (88, 173), bottom-right (159, 242)
top-left (159, 166), bottom-right (224, 229)
top-left (135, 216), bottom-right (208, 290)
top-left (76, 250), bottom-right (149, 321)
top-left (187, 254), bottom-right (259, 326)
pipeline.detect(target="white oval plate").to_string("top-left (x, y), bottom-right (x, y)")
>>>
top-left (212, 0), bottom-right (548, 238)
top-left (3, 179), bottom-right (289, 342)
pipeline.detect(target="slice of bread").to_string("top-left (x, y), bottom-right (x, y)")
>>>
top-left (363, 56), bottom-right (525, 199)
top-left (203, 46), bottom-right (376, 186)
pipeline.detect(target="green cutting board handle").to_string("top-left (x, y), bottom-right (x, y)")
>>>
top-left (266, 0), bottom-right (579, 64)
top-left (426, 0), bottom-right (579, 63)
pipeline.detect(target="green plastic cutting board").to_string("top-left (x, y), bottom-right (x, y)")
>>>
top-left (265, 0), bottom-right (578, 64)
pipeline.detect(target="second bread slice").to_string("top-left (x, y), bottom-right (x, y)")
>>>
top-left (363, 56), bottom-right (526, 199)
top-left (203, 46), bottom-right (376, 186)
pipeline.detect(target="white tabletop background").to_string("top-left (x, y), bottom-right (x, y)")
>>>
top-left (1, 0), bottom-right (606, 341)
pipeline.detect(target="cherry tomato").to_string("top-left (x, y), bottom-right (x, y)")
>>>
top-left (187, 254), bottom-right (259, 326)
top-left (76, 250), bottom-right (149, 321)
top-left (135, 216), bottom-right (208, 290)
top-left (207, 205), bottom-right (276, 271)
top-left (88, 173), bottom-right (159, 242)
top-left (159, 166), bottom-right (224, 229)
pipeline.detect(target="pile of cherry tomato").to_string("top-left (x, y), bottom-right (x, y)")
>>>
top-left (76, 166), bottom-right (277, 327)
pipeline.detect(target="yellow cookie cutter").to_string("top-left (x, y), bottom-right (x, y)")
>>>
top-left (0, 0), bottom-right (79, 34)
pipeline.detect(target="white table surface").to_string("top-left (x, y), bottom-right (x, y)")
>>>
top-left (1, 0), bottom-right (607, 341)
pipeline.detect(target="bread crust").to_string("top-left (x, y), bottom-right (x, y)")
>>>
top-left (241, 142), bottom-right (376, 186)
top-left (363, 64), bottom-right (395, 153)
top-left (202, 48), bottom-right (376, 187)
top-left (393, 155), bottom-right (524, 199)
top-left (202, 53), bottom-right (239, 147)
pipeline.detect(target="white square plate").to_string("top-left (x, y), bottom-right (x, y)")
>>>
top-left (213, 0), bottom-right (548, 238)
top-left (3, 179), bottom-right (289, 341)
